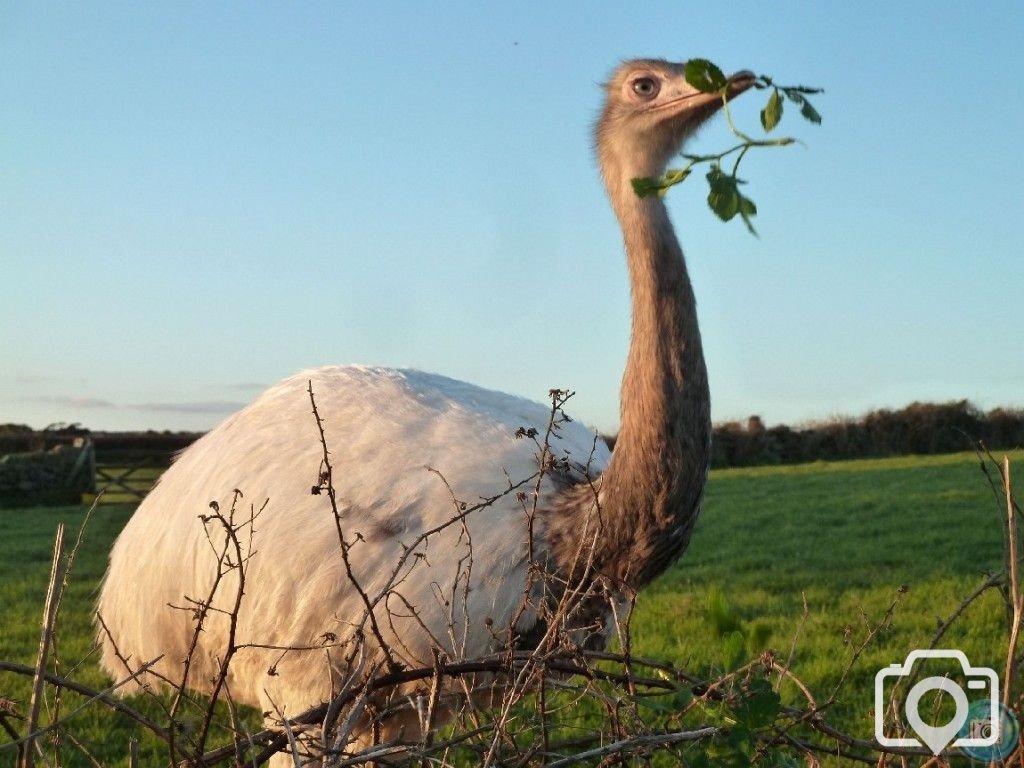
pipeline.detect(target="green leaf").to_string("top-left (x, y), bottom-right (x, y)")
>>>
top-left (780, 88), bottom-right (805, 106)
top-left (684, 58), bottom-right (727, 93)
top-left (738, 195), bottom-right (758, 236)
top-left (786, 84), bottom-right (824, 95)
top-left (733, 678), bottom-right (781, 729)
top-left (708, 187), bottom-right (739, 221)
top-left (706, 167), bottom-right (759, 233)
top-left (760, 88), bottom-right (783, 132)
top-left (706, 169), bottom-right (741, 222)
top-left (631, 177), bottom-right (661, 198)
top-left (800, 97), bottom-right (822, 124)
top-left (632, 168), bottom-right (692, 199)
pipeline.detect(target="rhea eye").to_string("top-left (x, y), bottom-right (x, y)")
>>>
top-left (631, 77), bottom-right (659, 99)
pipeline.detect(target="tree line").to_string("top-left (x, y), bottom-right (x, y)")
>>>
top-left (604, 400), bottom-right (1024, 468)
top-left (706, 400), bottom-right (1023, 468)
top-left (3, 399), bottom-right (1023, 470)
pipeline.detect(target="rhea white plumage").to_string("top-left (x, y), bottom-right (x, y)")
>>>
top-left (97, 57), bottom-right (754, 757)
top-left (99, 366), bottom-right (608, 713)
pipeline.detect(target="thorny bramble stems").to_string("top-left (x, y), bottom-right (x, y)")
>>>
top-left (1, 402), bottom-right (1022, 766)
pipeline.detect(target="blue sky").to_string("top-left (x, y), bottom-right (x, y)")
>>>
top-left (2, 2), bottom-right (1022, 433)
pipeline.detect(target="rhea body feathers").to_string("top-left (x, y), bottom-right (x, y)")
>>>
top-left (99, 366), bottom-right (610, 711)
top-left (98, 57), bottom-right (752, 737)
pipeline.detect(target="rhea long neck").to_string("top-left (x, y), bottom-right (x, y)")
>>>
top-left (597, 169), bottom-right (712, 588)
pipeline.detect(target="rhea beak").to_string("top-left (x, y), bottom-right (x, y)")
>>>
top-left (687, 70), bottom-right (756, 113)
top-left (675, 69), bottom-right (757, 126)
top-left (726, 70), bottom-right (757, 96)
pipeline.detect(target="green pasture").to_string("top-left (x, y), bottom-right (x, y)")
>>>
top-left (638, 451), bottom-right (1017, 744)
top-left (0, 450), bottom-right (1019, 765)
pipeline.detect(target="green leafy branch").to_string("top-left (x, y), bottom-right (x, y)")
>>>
top-left (631, 59), bottom-right (823, 235)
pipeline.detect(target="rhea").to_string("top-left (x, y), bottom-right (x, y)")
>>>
top-left (98, 59), bottom-right (753, 754)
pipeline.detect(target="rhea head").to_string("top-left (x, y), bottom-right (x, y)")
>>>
top-left (596, 59), bottom-right (754, 192)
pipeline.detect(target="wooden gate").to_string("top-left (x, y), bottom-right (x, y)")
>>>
top-left (93, 448), bottom-right (175, 502)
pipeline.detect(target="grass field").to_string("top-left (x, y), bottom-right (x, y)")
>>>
top-left (0, 450), bottom-right (1019, 765)
top-left (638, 451), bottom-right (1017, 743)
